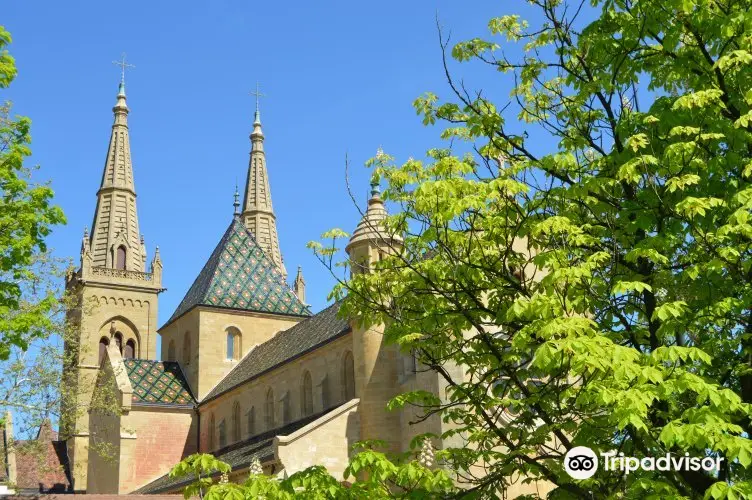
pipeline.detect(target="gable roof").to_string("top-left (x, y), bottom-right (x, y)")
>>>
top-left (203, 302), bottom-right (349, 403)
top-left (163, 216), bottom-right (310, 328)
top-left (124, 359), bottom-right (195, 406)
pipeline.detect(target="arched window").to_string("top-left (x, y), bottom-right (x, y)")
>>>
top-left (226, 328), bottom-right (241, 361)
top-left (167, 340), bottom-right (176, 362)
top-left (321, 374), bottom-right (330, 410)
top-left (116, 246), bottom-right (127, 270)
top-left (208, 413), bottom-right (215, 451)
top-left (124, 339), bottom-right (136, 359)
top-left (301, 371), bottom-right (313, 417)
top-left (281, 392), bottom-right (290, 425)
top-left (247, 407), bottom-right (255, 437)
top-left (232, 401), bottom-right (241, 442)
top-left (265, 388), bottom-right (274, 430)
top-left (218, 419), bottom-right (226, 448)
top-left (183, 332), bottom-right (191, 365)
top-left (342, 351), bottom-right (355, 401)
top-left (114, 332), bottom-right (123, 354)
top-left (98, 337), bottom-right (110, 365)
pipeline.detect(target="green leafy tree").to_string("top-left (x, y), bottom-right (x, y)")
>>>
top-left (170, 442), bottom-right (455, 499)
top-left (0, 26), bottom-right (65, 361)
top-left (306, 0), bottom-right (752, 498)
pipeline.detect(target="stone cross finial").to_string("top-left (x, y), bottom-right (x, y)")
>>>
top-left (250, 82), bottom-right (265, 122)
top-left (112, 53), bottom-right (135, 86)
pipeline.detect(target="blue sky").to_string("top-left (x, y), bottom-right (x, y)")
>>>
top-left (3, 1), bottom-right (525, 358)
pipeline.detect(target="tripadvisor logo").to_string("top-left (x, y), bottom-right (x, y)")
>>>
top-left (563, 446), bottom-right (724, 480)
top-left (564, 446), bottom-right (599, 479)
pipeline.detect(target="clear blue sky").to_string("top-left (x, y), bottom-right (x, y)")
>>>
top-left (3, 1), bottom-right (526, 358)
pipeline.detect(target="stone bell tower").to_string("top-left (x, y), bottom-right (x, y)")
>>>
top-left (62, 74), bottom-right (163, 492)
top-left (345, 181), bottom-right (403, 453)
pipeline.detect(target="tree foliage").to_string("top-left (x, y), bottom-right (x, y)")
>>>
top-left (0, 25), bottom-right (65, 361)
top-left (307, 0), bottom-right (752, 498)
top-left (170, 442), bottom-right (456, 499)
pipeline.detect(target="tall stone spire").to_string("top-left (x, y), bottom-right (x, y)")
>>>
top-left (241, 89), bottom-right (286, 278)
top-left (88, 80), bottom-right (145, 271)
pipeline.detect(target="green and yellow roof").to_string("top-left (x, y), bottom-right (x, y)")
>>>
top-left (164, 216), bottom-right (310, 327)
top-left (124, 359), bottom-right (194, 405)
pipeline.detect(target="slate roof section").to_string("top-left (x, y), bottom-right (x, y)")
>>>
top-left (134, 405), bottom-right (340, 494)
top-left (124, 359), bottom-right (195, 406)
top-left (203, 301), bottom-right (349, 403)
top-left (163, 216), bottom-right (310, 328)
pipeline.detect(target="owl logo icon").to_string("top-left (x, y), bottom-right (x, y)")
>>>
top-left (564, 446), bottom-right (598, 480)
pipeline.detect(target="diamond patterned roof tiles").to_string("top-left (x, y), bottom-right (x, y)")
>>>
top-left (124, 359), bottom-right (195, 405)
top-left (164, 216), bottom-right (310, 327)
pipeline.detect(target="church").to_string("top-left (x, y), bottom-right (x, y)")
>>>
top-left (54, 78), bottom-right (455, 495)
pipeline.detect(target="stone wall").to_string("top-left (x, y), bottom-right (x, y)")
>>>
top-left (160, 307), bottom-right (302, 401)
top-left (199, 334), bottom-right (354, 453)
top-left (119, 407), bottom-right (197, 493)
top-left (274, 399), bottom-right (360, 479)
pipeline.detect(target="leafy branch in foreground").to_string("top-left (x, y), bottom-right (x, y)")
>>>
top-left (170, 441), bottom-right (455, 499)
top-left (307, 0), bottom-right (752, 498)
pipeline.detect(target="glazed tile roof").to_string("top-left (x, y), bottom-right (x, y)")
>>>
top-left (164, 216), bottom-right (310, 328)
top-left (124, 359), bottom-right (195, 406)
top-left (134, 404), bottom-right (343, 494)
top-left (203, 301), bottom-right (349, 402)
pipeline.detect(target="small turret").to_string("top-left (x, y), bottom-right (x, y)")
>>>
top-left (150, 245), bottom-right (163, 287)
top-left (345, 181), bottom-right (402, 275)
top-left (293, 266), bottom-right (306, 305)
top-left (345, 177), bottom-right (403, 454)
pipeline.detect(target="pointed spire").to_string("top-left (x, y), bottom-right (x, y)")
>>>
top-left (87, 74), bottom-right (145, 270)
top-left (241, 87), bottom-right (286, 278)
top-left (293, 266), bottom-right (306, 304)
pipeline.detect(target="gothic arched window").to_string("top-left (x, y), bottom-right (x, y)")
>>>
top-left (98, 337), bottom-right (110, 365)
top-left (342, 351), bottom-right (355, 401)
top-left (321, 374), bottom-right (331, 410)
top-left (218, 419), bottom-right (226, 448)
top-left (124, 339), bottom-right (136, 359)
top-left (281, 392), bottom-right (290, 425)
top-left (301, 371), bottom-right (313, 417)
top-left (265, 388), bottom-right (274, 430)
top-left (226, 328), bottom-right (241, 361)
top-left (116, 246), bottom-right (127, 270)
top-left (208, 413), bottom-right (215, 451)
top-left (232, 401), bottom-right (241, 442)
top-left (167, 340), bottom-right (176, 362)
top-left (247, 406), bottom-right (255, 437)
top-left (183, 332), bottom-right (191, 365)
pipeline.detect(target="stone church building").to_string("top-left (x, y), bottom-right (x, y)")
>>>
top-left (57, 80), bottom-right (456, 495)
